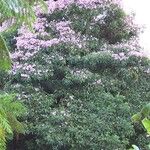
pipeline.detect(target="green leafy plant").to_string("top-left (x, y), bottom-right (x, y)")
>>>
top-left (0, 0), bottom-right (46, 70)
top-left (0, 34), bottom-right (11, 70)
top-left (132, 103), bottom-right (150, 134)
top-left (0, 93), bottom-right (26, 150)
top-left (131, 103), bottom-right (150, 150)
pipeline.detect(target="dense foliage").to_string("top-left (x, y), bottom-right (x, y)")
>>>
top-left (0, 0), bottom-right (46, 70)
top-left (0, 94), bottom-right (26, 150)
top-left (1, 0), bottom-right (150, 149)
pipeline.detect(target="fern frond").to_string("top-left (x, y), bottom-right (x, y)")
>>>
top-left (0, 126), bottom-right (6, 142)
top-left (7, 112), bottom-right (25, 134)
top-left (0, 93), bottom-right (27, 148)
top-left (0, 126), bottom-right (6, 150)
top-left (0, 94), bottom-right (26, 116)
top-left (0, 113), bottom-right (13, 135)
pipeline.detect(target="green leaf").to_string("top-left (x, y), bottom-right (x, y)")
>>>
top-left (141, 103), bottom-right (150, 117)
top-left (0, 34), bottom-right (11, 70)
top-left (132, 145), bottom-right (140, 150)
top-left (142, 118), bottom-right (150, 134)
top-left (131, 112), bottom-right (142, 122)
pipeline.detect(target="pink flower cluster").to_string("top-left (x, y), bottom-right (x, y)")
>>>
top-left (10, 0), bottom-right (144, 76)
top-left (11, 62), bottom-right (36, 76)
top-left (35, 0), bottom-right (120, 15)
top-left (112, 52), bottom-right (128, 61)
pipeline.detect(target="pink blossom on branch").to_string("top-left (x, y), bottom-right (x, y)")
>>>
top-left (11, 0), bottom-right (143, 76)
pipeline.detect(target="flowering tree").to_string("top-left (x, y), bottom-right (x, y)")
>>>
top-left (4, 0), bottom-right (150, 149)
top-left (0, 0), bottom-right (46, 70)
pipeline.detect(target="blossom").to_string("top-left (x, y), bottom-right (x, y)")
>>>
top-left (128, 50), bottom-right (146, 57)
top-left (10, 0), bottom-right (140, 76)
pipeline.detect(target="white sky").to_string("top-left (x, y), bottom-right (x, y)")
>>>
top-left (122, 0), bottom-right (150, 57)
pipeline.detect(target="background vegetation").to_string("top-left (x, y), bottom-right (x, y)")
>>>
top-left (0, 0), bottom-right (150, 149)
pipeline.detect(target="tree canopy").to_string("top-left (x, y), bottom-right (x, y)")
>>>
top-left (0, 0), bottom-right (150, 149)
